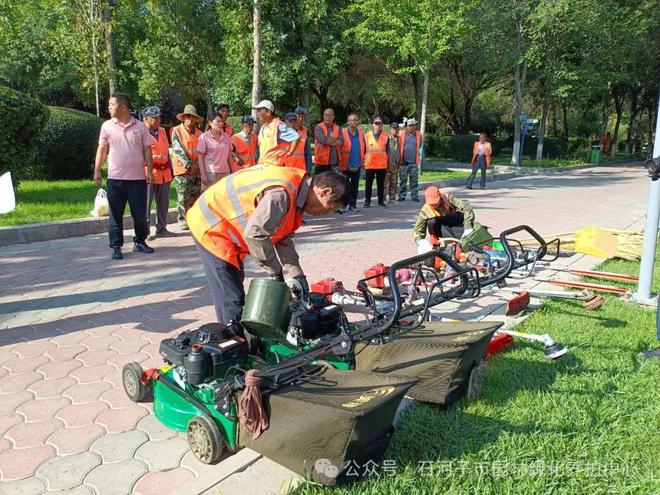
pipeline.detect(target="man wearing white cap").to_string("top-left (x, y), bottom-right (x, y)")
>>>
top-left (398, 118), bottom-right (422, 202)
top-left (252, 100), bottom-right (300, 167)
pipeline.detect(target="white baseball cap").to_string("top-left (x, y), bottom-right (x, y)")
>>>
top-left (252, 100), bottom-right (275, 112)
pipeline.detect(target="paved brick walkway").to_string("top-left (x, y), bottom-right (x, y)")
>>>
top-left (0, 164), bottom-right (650, 495)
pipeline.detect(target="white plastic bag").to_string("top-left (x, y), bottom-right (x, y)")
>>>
top-left (416, 238), bottom-right (434, 255)
top-left (90, 188), bottom-right (109, 217)
top-left (0, 172), bottom-right (15, 214)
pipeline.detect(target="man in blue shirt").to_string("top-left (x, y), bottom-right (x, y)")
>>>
top-left (340, 113), bottom-right (366, 211)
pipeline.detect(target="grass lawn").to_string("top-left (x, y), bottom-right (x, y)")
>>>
top-left (358, 169), bottom-right (469, 189)
top-left (292, 254), bottom-right (660, 494)
top-left (1, 179), bottom-right (178, 227)
top-left (2, 169), bottom-right (468, 228)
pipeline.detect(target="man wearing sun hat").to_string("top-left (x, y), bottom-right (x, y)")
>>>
top-left (413, 185), bottom-right (476, 253)
top-left (253, 100), bottom-right (300, 167)
top-left (171, 104), bottom-right (203, 230)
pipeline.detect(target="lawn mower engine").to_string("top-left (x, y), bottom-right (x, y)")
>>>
top-left (286, 294), bottom-right (344, 346)
top-left (159, 323), bottom-right (248, 386)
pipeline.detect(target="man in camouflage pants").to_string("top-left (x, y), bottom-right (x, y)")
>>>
top-left (170, 104), bottom-right (203, 230)
top-left (398, 118), bottom-right (421, 202)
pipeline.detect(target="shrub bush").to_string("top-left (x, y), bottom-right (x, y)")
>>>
top-left (37, 106), bottom-right (102, 180)
top-left (0, 86), bottom-right (49, 180)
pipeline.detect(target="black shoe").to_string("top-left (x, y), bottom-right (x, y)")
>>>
top-left (363, 203), bottom-right (371, 208)
top-left (156, 229), bottom-right (176, 237)
top-left (336, 208), bottom-right (345, 215)
top-left (111, 247), bottom-right (123, 260)
top-left (466, 185), bottom-right (473, 190)
top-left (398, 197), bottom-right (406, 202)
top-left (412, 197), bottom-right (420, 202)
top-left (378, 202), bottom-right (387, 208)
top-left (133, 242), bottom-right (154, 254)
top-left (480, 186), bottom-right (486, 190)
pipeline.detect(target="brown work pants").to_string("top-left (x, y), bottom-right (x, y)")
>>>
top-left (385, 164), bottom-right (399, 201)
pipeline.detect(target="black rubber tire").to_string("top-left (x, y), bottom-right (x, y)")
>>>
top-left (187, 414), bottom-right (224, 464)
top-left (122, 362), bottom-right (147, 402)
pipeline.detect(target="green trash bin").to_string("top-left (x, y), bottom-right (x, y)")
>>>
top-left (591, 145), bottom-right (601, 163)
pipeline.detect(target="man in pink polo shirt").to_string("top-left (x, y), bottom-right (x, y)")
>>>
top-left (94, 93), bottom-right (155, 260)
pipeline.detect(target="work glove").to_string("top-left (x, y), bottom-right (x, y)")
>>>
top-left (416, 238), bottom-right (434, 255)
top-left (288, 275), bottom-right (310, 304)
top-left (266, 272), bottom-right (284, 282)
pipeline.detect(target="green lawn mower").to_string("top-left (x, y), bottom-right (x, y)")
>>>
top-left (121, 225), bottom-right (558, 485)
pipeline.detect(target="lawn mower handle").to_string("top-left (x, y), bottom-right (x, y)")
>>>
top-left (499, 225), bottom-right (548, 259)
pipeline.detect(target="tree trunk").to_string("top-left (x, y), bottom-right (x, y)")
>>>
top-left (251, 0), bottom-right (261, 122)
top-left (610, 86), bottom-right (624, 159)
top-left (601, 93), bottom-right (610, 137)
top-left (625, 87), bottom-right (639, 153)
top-left (536, 97), bottom-right (550, 161)
top-left (102, 1), bottom-right (118, 94)
top-left (552, 104), bottom-right (557, 137)
top-left (462, 94), bottom-right (475, 134)
top-left (410, 71), bottom-right (422, 119)
top-left (419, 67), bottom-right (430, 169)
top-left (510, 19), bottom-right (526, 165)
top-left (89, 0), bottom-right (100, 117)
top-left (562, 102), bottom-right (569, 139)
top-left (311, 84), bottom-right (329, 115)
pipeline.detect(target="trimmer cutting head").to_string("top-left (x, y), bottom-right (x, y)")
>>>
top-left (543, 342), bottom-right (567, 360)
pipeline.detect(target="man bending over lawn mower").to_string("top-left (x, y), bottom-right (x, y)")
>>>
top-left (187, 165), bottom-right (351, 330)
top-left (413, 185), bottom-right (477, 253)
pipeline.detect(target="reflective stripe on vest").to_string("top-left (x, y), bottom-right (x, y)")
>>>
top-left (258, 119), bottom-right (289, 166)
top-left (187, 166), bottom-right (306, 268)
top-left (198, 174), bottom-right (298, 230)
top-left (364, 131), bottom-right (388, 169)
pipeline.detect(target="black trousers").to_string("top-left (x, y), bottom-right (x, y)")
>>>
top-left (106, 179), bottom-right (149, 248)
top-left (427, 212), bottom-right (465, 239)
top-left (194, 240), bottom-right (245, 325)
top-left (343, 169), bottom-right (360, 207)
top-left (364, 169), bottom-right (386, 205)
top-left (466, 155), bottom-right (487, 188)
top-left (314, 164), bottom-right (336, 175)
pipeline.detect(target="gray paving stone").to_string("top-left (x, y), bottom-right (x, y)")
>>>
top-left (134, 437), bottom-right (189, 471)
top-left (0, 476), bottom-right (45, 495)
top-left (84, 459), bottom-right (147, 495)
top-left (44, 485), bottom-right (94, 495)
top-left (89, 431), bottom-right (149, 464)
top-left (135, 414), bottom-right (178, 441)
top-left (36, 452), bottom-right (101, 491)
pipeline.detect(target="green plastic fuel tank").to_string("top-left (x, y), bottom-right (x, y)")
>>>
top-left (241, 278), bottom-right (292, 340)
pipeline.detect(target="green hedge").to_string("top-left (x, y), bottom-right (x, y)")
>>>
top-left (0, 86), bottom-right (49, 180)
top-left (37, 106), bottom-right (101, 180)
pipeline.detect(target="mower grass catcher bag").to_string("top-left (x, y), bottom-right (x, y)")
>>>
top-left (354, 321), bottom-right (502, 405)
top-left (238, 366), bottom-right (417, 486)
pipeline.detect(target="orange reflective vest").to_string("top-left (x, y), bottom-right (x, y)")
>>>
top-left (187, 166), bottom-right (307, 269)
top-left (338, 128), bottom-right (366, 171)
top-left (283, 131), bottom-right (307, 170)
top-left (258, 118), bottom-right (289, 167)
top-left (364, 131), bottom-right (388, 170)
top-left (231, 132), bottom-right (258, 168)
top-left (171, 124), bottom-right (201, 176)
top-left (147, 128), bottom-right (172, 184)
top-left (224, 123), bottom-right (234, 137)
top-left (314, 123), bottom-right (340, 165)
top-left (399, 130), bottom-right (423, 164)
top-left (422, 198), bottom-right (454, 219)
